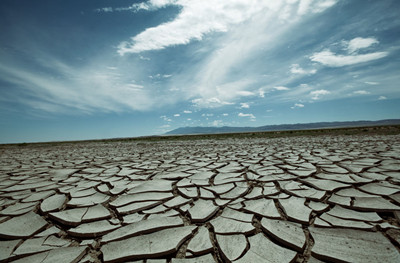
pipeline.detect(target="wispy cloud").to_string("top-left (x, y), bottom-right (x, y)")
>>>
top-left (238, 112), bottom-right (256, 119)
top-left (183, 110), bottom-right (192, 114)
top-left (310, 89), bottom-right (330, 100)
top-left (118, 1), bottom-right (270, 55)
top-left (310, 50), bottom-right (388, 67)
top-left (365, 81), bottom-right (379, 85)
top-left (310, 37), bottom-right (388, 67)
top-left (1, 0), bottom-right (342, 116)
top-left (117, 0), bottom-right (338, 55)
top-left (273, 86), bottom-right (290, 91)
top-left (0, 51), bottom-right (178, 114)
top-left (190, 79), bottom-right (254, 108)
top-left (258, 86), bottom-right (289, 98)
top-left (148, 74), bottom-right (172, 79)
top-left (345, 37), bottom-right (379, 54)
top-left (291, 103), bottom-right (305, 109)
top-left (353, 90), bottom-right (370, 95)
top-left (290, 64), bottom-right (316, 75)
top-left (153, 0), bottom-right (339, 108)
top-left (378, 96), bottom-right (387, 100)
top-left (240, 102), bottom-right (250, 109)
top-left (192, 97), bottom-right (233, 108)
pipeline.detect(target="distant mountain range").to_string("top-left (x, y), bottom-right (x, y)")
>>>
top-left (165, 119), bottom-right (400, 135)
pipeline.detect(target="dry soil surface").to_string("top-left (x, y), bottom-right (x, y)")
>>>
top-left (1, 135), bottom-right (400, 262)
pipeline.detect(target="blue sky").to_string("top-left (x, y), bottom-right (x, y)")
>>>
top-left (1, 0), bottom-right (399, 143)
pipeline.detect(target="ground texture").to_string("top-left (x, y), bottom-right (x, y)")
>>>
top-left (1, 135), bottom-right (400, 262)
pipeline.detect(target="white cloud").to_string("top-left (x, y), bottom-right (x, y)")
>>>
top-left (353, 90), bottom-right (370, 95)
top-left (118, 0), bottom-right (338, 55)
top-left (148, 73), bottom-right (172, 79)
top-left (126, 83), bottom-right (144, 90)
top-left (190, 79), bottom-right (254, 108)
top-left (5, 0), bottom-right (341, 115)
top-left (378, 96), bottom-right (387, 100)
top-left (273, 86), bottom-right (290, 91)
top-left (365, 81), bottom-right (379, 85)
top-left (310, 89), bottom-right (330, 100)
top-left (192, 97), bottom-right (233, 108)
top-left (183, 110), bottom-right (192, 114)
top-left (257, 86), bottom-right (289, 99)
top-left (238, 112), bottom-right (256, 119)
top-left (155, 0), bottom-right (338, 109)
top-left (222, 113), bottom-right (229, 116)
top-left (290, 64), bottom-right (317, 75)
top-left (310, 50), bottom-right (388, 67)
top-left (240, 102), bottom-right (250, 108)
top-left (346, 37), bottom-right (379, 54)
top-left (174, 113), bottom-right (180, 117)
top-left (291, 103), bottom-right (304, 109)
top-left (118, 0), bottom-right (263, 54)
top-left (310, 37), bottom-right (388, 67)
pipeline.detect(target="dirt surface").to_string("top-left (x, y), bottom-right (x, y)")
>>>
top-left (1, 134), bottom-right (400, 262)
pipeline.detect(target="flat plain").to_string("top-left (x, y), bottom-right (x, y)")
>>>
top-left (1, 128), bottom-right (400, 262)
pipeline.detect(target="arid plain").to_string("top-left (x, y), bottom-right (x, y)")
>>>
top-left (1, 130), bottom-right (400, 262)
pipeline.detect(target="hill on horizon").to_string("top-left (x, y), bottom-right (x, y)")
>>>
top-left (165, 119), bottom-right (400, 135)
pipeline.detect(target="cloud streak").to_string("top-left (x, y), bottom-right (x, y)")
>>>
top-left (353, 90), bottom-right (370, 95)
top-left (238, 112), bottom-right (255, 119)
top-left (346, 37), bottom-right (379, 54)
top-left (118, 0), bottom-right (338, 55)
top-left (310, 37), bottom-right (388, 67)
top-left (310, 89), bottom-right (330, 100)
top-left (291, 103), bottom-right (305, 109)
top-left (310, 50), bottom-right (388, 67)
top-left (0, 53), bottom-right (170, 114)
top-left (290, 64), bottom-right (317, 75)
top-left (118, 0), bottom-right (265, 55)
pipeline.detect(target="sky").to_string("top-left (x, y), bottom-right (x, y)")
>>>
top-left (1, 0), bottom-right (400, 143)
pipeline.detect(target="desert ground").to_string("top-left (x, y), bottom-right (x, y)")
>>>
top-left (1, 130), bottom-right (400, 262)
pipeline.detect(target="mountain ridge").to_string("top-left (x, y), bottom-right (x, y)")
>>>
top-left (165, 119), bottom-right (400, 135)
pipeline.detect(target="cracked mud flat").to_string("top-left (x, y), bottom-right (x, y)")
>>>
top-left (1, 134), bottom-right (400, 262)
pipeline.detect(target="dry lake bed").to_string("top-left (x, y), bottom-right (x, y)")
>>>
top-left (1, 133), bottom-right (400, 262)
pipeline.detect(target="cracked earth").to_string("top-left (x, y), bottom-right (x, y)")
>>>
top-left (1, 135), bottom-right (400, 262)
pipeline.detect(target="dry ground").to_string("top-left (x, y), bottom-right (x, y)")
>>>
top-left (1, 132), bottom-right (400, 262)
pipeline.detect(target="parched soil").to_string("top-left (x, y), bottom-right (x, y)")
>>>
top-left (1, 134), bottom-right (400, 262)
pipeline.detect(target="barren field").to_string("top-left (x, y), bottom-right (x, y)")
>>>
top-left (1, 133), bottom-right (400, 262)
